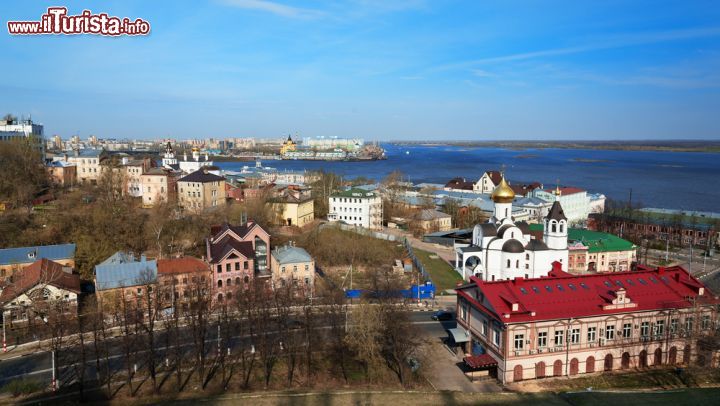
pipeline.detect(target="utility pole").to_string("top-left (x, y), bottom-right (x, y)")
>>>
top-left (666, 237), bottom-right (669, 263)
top-left (2, 311), bottom-right (6, 353)
top-left (51, 350), bottom-right (57, 391)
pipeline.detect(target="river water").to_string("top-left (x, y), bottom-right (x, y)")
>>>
top-left (216, 144), bottom-right (720, 212)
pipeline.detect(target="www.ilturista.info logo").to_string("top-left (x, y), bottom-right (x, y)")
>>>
top-left (7, 7), bottom-right (150, 36)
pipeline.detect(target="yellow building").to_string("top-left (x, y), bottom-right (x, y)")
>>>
top-left (177, 169), bottom-right (226, 212)
top-left (269, 186), bottom-right (314, 227)
top-left (280, 135), bottom-right (297, 155)
top-left (416, 209), bottom-right (453, 233)
top-left (141, 168), bottom-right (178, 208)
top-left (270, 245), bottom-right (315, 295)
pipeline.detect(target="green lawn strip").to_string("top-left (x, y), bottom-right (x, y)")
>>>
top-left (562, 387), bottom-right (720, 406)
top-left (413, 248), bottom-right (463, 292)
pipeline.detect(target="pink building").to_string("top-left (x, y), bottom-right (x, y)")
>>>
top-left (455, 264), bottom-right (720, 383)
top-left (205, 221), bottom-right (271, 303)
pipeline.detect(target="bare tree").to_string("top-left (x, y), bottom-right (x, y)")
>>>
top-left (253, 282), bottom-right (279, 388)
top-left (345, 303), bottom-right (383, 381)
top-left (234, 283), bottom-right (258, 389)
top-left (116, 289), bottom-right (139, 396)
top-left (187, 278), bottom-right (212, 389)
top-left (379, 303), bottom-right (422, 386)
top-left (137, 270), bottom-right (163, 394)
top-left (88, 298), bottom-right (113, 397)
top-left (321, 286), bottom-right (350, 382)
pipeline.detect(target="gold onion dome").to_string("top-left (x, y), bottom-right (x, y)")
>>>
top-left (491, 176), bottom-right (515, 203)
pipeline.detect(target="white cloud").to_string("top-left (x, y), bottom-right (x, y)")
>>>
top-left (219, 0), bottom-right (324, 19)
top-left (432, 26), bottom-right (720, 71)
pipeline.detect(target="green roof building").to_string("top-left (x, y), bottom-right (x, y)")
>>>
top-left (529, 224), bottom-right (637, 273)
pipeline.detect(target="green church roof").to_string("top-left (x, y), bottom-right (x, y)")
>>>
top-left (529, 224), bottom-right (636, 253)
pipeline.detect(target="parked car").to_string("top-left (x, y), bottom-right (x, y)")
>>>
top-left (431, 310), bottom-right (453, 321)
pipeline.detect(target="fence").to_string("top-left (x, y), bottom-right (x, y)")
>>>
top-left (404, 237), bottom-right (430, 283)
top-left (325, 222), bottom-right (400, 242)
top-left (345, 282), bottom-right (435, 300)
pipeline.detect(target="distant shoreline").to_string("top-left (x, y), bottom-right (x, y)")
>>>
top-left (389, 140), bottom-right (720, 153)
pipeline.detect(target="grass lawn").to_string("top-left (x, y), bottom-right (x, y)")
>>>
top-left (562, 387), bottom-right (720, 406)
top-left (145, 388), bottom-right (720, 405)
top-left (413, 248), bottom-right (463, 292)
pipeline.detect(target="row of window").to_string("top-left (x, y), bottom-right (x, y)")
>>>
top-left (513, 316), bottom-right (713, 350)
top-left (280, 264), bottom-right (310, 273)
top-left (216, 261), bottom-right (250, 273)
top-left (217, 276), bottom-right (250, 288)
top-left (331, 197), bottom-right (371, 203)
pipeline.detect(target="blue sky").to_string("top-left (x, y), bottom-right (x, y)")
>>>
top-left (2, 0), bottom-right (720, 140)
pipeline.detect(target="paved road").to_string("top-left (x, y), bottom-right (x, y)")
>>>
top-left (412, 312), bottom-right (501, 393)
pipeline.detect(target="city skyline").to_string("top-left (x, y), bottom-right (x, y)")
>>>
top-left (2, 1), bottom-right (720, 140)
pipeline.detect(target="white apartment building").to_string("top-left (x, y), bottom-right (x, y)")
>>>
top-left (0, 117), bottom-right (45, 155)
top-left (328, 188), bottom-right (383, 230)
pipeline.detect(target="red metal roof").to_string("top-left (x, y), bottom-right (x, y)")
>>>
top-left (464, 354), bottom-right (498, 369)
top-left (460, 265), bottom-right (719, 323)
top-left (157, 257), bottom-right (209, 275)
top-left (0, 259), bottom-right (80, 304)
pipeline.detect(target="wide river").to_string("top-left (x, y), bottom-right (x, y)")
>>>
top-left (216, 144), bottom-right (720, 213)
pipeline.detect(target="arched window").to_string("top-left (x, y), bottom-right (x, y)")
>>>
top-left (505, 208), bottom-right (509, 217)
top-left (217, 280), bottom-right (223, 288)
top-left (244, 275), bottom-right (250, 284)
top-left (516, 260), bottom-right (520, 268)
top-left (559, 222), bottom-right (564, 233)
top-left (507, 259), bottom-right (511, 268)
top-left (235, 277), bottom-right (241, 285)
top-left (525, 253), bottom-right (530, 260)
top-left (226, 278), bottom-right (231, 286)
top-left (226, 292), bottom-right (232, 301)
top-left (217, 293), bottom-right (223, 302)
top-left (551, 222), bottom-right (557, 233)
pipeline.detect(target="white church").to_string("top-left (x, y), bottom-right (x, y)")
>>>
top-left (454, 175), bottom-right (569, 281)
top-left (161, 142), bottom-right (214, 174)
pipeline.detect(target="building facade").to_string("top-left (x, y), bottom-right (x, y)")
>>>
top-left (68, 149), bottom-right (104, 185)
top-left (94, 251), bottom-right (158, 309)
top-left (455, 265), bottom-right (720, 384)
top-left (157, 257), bottom-right (211, 310)
top-left (270, 245), bottom-right (315, 295)
top-left (474, 171), bottom-right (502, 194)
top-left (177, 169), bottom-right (226, 212)
top-left (141, 168), bottom-right (178, 208)
top-left (45, 161), bottom-right (76, 186)
top-left (328, 188), bottom-right (383, 230)
top-left (0, 259), bottom-right (81, 326)
top-left (121, 157), bottom-right (151, 197)
top-left (416, 209), bottom-right (453, 233)
top-left (533, 187), bottom-right (591, 225)
top-left (205, 222), bottom-right (271, 303)
top-left (0, 117), bottom-right (45, 156)
top-left (269, 186), bottom-right (315, 227)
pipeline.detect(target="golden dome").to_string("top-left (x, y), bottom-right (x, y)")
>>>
top-left (491, 176), bottom-right (515, 203)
